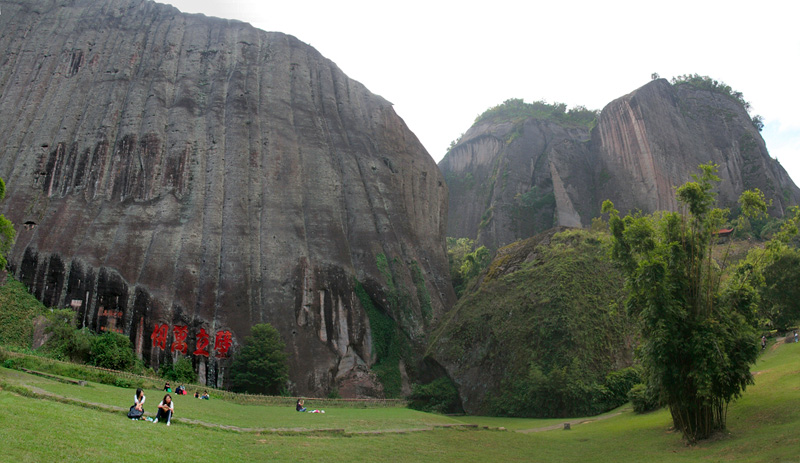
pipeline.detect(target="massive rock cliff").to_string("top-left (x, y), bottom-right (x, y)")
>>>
top-left (440, 79), bottom-right (800, 249)
top-left (0, 0), bottom-right (454, 395)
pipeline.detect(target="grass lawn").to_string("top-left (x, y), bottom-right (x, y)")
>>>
top-left (2, 339), bottom-right (799, 462)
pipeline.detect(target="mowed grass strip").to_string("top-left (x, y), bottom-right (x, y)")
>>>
top-left (1, 340), bottom-right (799, 462)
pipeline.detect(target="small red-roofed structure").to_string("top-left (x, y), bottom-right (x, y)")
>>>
top-left (715, 228), bottom-right (734, 243)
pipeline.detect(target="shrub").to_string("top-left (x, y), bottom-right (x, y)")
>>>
top-left (408, 377), bottom-right (462, 414)
top-left (629, 383), bottom-right (660, 413)
top-left (89, 332), bottom-right (136, 371)
top-left (160, 356), bottom-right (197, 384)
top-left (43, 310), bottom-right (92, 362)
top-left (603, 366), bottom-right (641, 407)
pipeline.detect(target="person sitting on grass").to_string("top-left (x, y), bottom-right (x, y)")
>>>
top-left (194, 391), bottom-right (199, 399)
top-left (128, 388), bottom-right (146, 420)
top-left (163, 381), bottom-right (171, 392)
top-left (154, 394), bottom-right (174, 426)
top-left (296, 399), bottom-right (306, 412)
top-left (201, 391), bottom-right (210, 400)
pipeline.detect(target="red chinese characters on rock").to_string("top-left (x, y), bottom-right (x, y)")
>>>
top-left (171, 325), bottom-right (188, 354)
top-left (194, 328), bottom-right (210, 357)
top-left (214, 330), bottom-right (232, 358)
top-left (150, 324), bottom-right (232, 359)
top-left (151, 324), bottom-right (168, 350)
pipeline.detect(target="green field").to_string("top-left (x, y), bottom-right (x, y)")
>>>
top-left (2, 339), bottom-right (799, 462)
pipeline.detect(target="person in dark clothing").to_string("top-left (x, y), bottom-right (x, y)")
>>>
top-left (154, 394), bottom-right (174, 426)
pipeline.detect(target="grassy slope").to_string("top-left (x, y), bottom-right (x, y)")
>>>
top-left (0, 279), bottom-right (47, 347)
top-left (1, 338), bottom-right (798, 462)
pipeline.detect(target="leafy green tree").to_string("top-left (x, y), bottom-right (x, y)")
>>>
top-left (89, 331), bottom-right (137, 371)
top-left (229, 323), bottom-right (288, 395)
top-left (0, 177), bottom-right (16, 270)
top-left (752, 114), bottom-right (764, 132)
top-left (759, 247), bottom-right (800, 330)
top-left (603, 163), bottom-right (765, 443)
top-left (446, 237), bottom-right (478, 297)
top-left (160, 356), bottom-right (197, 383)
top-left (460, 246), bottom-right (491, 281)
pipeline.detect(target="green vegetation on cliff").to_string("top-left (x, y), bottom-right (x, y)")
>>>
top-left (474, 98), bottom-right (598, 128)
top-left (445, 237), bottom-right (491, 298)
top-left (355, 278), bottom-right (411, 398)
top-left (0, 177), bottom-right (15, 270)
top-left (671, 74), bottom-right (764, 131)
top-left (432, 228), bottom-right (634, 417)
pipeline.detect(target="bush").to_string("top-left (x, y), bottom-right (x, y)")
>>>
top-left (160, 357), bottom-right (197, 384)
top-left (89, 332), bottom-right (136, 371)
top-left (42, 310), bottom-right (92, 362)
top-left (408, 377), bottom-right (462, 414)
top-left (629, 383), bottom-right (660, 413)
top-left (602, 366), bottom-right (641, 408)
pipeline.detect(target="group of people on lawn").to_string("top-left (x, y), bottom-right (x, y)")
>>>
top-left (127, 383), bottom-right (210, 425)
top-left (129, 386), bottom-right (322, 425)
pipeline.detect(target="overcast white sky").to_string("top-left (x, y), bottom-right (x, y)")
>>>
top-left (163, 0), bottom-right (800, 184)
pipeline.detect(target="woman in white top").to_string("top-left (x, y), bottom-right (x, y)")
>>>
top-left (154, 394), bottom-right (174, 426)
top-left (130, 388), bottom-right (146, 420)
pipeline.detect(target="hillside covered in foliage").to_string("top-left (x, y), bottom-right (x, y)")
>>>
top-left (428, 228), bottom-right (635, 417)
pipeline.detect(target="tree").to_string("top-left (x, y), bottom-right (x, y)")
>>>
top-left (603, 163), bottom-right (764, 443)
top-left (160, 356), bottom-right (198, 383)
top-left (229, 323), bottom-right (288, 395)
top-left (759, 247), bottom-right (800, 330)
top-left (751, 115), bottom-right (764, 132)
top-left (0, 177), bottom-right (16, 270)
top-left (460, 246), bottom-right (491, 281)
top-left (446, 237), bottom-right (485, 297)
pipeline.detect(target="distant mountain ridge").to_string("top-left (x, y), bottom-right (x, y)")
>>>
top-left (439, 78), bottom-right (800, 248)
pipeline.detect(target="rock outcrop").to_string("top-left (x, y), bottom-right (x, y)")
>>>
top-left (0, 0), bottom-right (454, 395)
top-left (440, 79), bottom-right (800, 249)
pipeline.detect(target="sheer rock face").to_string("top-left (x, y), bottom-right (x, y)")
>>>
top-left (440, 79), bottom-right (800, 249)
top-left (0, 0), bottom-right (454, 394)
